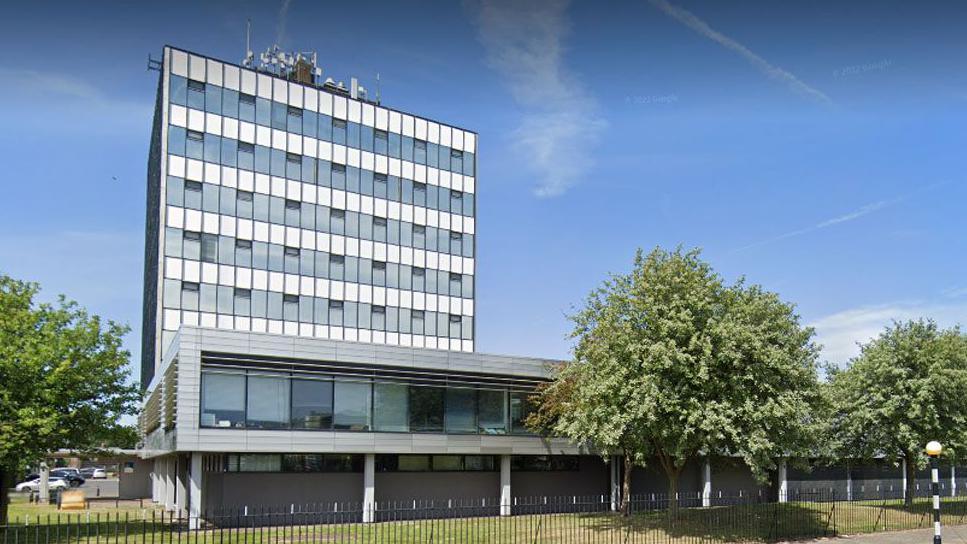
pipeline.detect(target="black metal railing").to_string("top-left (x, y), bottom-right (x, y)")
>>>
top-left (4, 489), bottom-right (967, 543)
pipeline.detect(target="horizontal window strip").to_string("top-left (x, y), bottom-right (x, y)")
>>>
top-left (160, 261), bottom-right (475, 316)
top-left (166, 105), bottom-right (477, 195)
top-left (165, 155), bottom-right (476, 233)
top-left (162, 206), bottom-right (475, 276)
top-left (167, 48), bottom-right (476, 151)
top-left (201, 351), bottom-right (547, 389)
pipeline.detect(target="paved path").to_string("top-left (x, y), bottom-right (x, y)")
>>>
top-left (796, 525), bottom-right (967, 543)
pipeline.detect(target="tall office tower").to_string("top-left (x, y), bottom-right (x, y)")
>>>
top-left (142, 47), bottom-right (478, 388)
top-left (139, 46), bottom-right (605, 520)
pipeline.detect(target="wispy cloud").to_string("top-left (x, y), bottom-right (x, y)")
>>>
top-left (647, 0), bottom-right (831, 104)
top-left (0, 67), bottom-right (151, 133)
top-left (810, 302), bottom-right (967, 366)
top-left (0, 67), bottom-right (106, 102)
top-left (470, 0), bottom-right (606, 197)
top-left (276, 0), bottom-right (292, 46)
top-left (943, 286), bottom-right (967, 299)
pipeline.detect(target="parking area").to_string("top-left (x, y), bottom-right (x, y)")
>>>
top-left (78, 478), bottom-right (119, 498)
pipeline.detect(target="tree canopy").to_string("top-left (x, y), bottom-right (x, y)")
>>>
top-left (531, 247), bottom-right (823, 511)
top-left (0, 275), bottom-right (139, 522)
top-left (828, 319), bottom-right (967, 504)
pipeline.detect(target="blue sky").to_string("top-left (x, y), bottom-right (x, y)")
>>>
top-left (1, 0), bottom-right (965, 381)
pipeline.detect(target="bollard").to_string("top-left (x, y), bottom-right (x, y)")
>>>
top-left (927, 441), bottom-right (943, 544)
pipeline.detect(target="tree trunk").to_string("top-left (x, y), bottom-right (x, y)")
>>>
top-left (0, 464), bottom-right (9, 525)
top-left (904, 451), bottom-right (917, 508)
top-left (667, 470), bottom-right (680, 515)
top-left (621, 453), bottom-right (633, 516)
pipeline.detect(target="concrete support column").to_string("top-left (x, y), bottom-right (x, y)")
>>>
top-left (701, 457), bottom-right (712, 507)
top-left (901, 457), bottom-right (908, 501)
top-left (952, 466), bottom-right (957, 498)
top-left (846, 463), bottom-right (853, 501)
top-left (175, 455), bottom-right (188, 517)
top-left (188, 453), bottom-right (204, 529)
top-left (38, 462), bottom-right (50, 504)
top-left (609, 455), bottom-right (620, 512)
top-left (500, 455), bottom-right (512, 516)
top-left (151, 459), bottom-right (161, 503)
top-left (163, 456), bottom-right (176, 512)
top-left (778, 460), bottom-right (788, 503)
top-left (362, 454), bottom-right (375, 523)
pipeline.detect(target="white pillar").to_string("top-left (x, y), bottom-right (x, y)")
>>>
top-left (901, 457), bottom-right (908, 501)
top-left (362, 454), bottom-right (375, 523)
top-left (175, 455), bottom-right (188, 517)
top-left (702, 457), bottom-right (712, 507)
top-left (778, 460), bottom-right (788, 503)
top-left (952, 465), bottom-right (957, 497)
top-left (151, 459), bottom-right (161, 503)
top-left (846, 463), bottom-right (852, 501)
top-left (164, 456), bottom-right (176, 511)
top-left (609, 455), bottom-right (620, 512)
top-left (500, 455), bottom-right (512, 516)
top-left (38, 462), bottom-right (50, 504)
top-left (188, 453), bottom-right (204, 529)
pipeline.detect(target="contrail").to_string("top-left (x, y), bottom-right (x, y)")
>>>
top-left (734, 199), bottom-right (896, 252)
top-left (734, 181), bottom-right (949, 252)
top-left (276, 0), bottom-right (292, 45)
top-left (648, 0), bottom-right (831, 104)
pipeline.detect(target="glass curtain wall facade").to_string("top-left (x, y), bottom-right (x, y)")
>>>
top-left (200, 368), bottom-right (537, 435)
top-left (145, 47), bottom-right (478, 387)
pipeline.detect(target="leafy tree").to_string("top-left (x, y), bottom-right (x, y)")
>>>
top-left (532, 247), bottom-right (823, 513)
top-left (0, 275), bottom-right (139, 523)
top-left (828, 319), bottom-right (967, 506)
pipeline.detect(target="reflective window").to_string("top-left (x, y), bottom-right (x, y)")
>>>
top-left (239, 454), bottom-right (282, 472)
top-left (333, 381), bottom-right (371, 430)
top-left (184, 180), bottom-right (202, 210)
top-left (181, 281), bottom-right (199, 311)
top-left (200, 372), bottom-right (245, 428)
top-left (412, 309), bottom-right (425, 335)
top-left (238, 93), bottom-right (256, 122)
top-left (409, 386), bottom-right (444, 432)
top-left (478, 389), bottom-right (507, 434)
top-left (511, 456), bottom-right (580, 471)
top-left (234, 288), bottom-right (251, 316)
top-left (169, 75), bottom-right (187, 106)
top-left (235, 239), bottom-right (252, 267)
top-left (510, 392), bottom-right (535, 434)
top-left (187, 79), bottom-right (205, 110)
top-left (201, 234), bottom-right (218, 263)
top-left (372, 305), bottom-right (386, 330)
top-left (284, 246), bottom-right (300, 274)
top-left (283, 294), bottom-right (299, 321)
top-left (373, 383), bottom-right (408, 432)
top-left (291, 378), bottom-right (333, 429)
top-left (329, 300), bottom-right (344, 326)
top-left (332, 119), bottom-right (347, 145)
top-left (445, 388), bottom-right (476, 433)
top-left (246, 373), bottom-right (290, 429)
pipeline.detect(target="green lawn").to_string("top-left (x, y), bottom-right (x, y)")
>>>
top-left (4, 495), bottom-right (967, 543)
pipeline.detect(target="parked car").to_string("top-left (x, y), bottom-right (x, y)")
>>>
top-left (51, 469), bottom-right (86, 487)
top-left (79, 467), bottom-right (107, 478)
top-left (15, 477), bottom-right (69, 492)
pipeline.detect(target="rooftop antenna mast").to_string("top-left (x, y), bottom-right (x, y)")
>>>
top-left (376, 72), bottom-right (381, 105)
top-left (243, 19), bottom-right (254, 67)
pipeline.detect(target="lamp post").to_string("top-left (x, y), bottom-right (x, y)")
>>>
top-left (927, 441), bottom-right (943, 544)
